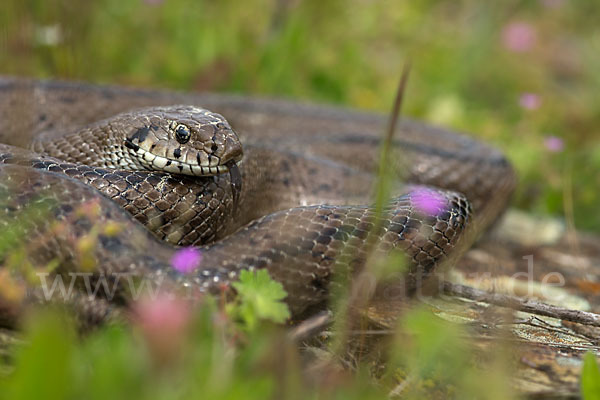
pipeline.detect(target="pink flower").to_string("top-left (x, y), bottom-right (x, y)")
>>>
top-left (135, 294), bottom-right (190, 334)
top-left (502, 22), bottom-right (537, 52)
top-left (134, 293), bottom-right (191, 363)
top-left (410, 188), bottom-right (447, 216)
top-left (540, 0), bottom-right (565, 8)
top-left (544, 136), bottom-right (564, 153)
top-left (170, 247), bottom-right (203, 274)
top-left (519, 93), bottom-right (541, 110)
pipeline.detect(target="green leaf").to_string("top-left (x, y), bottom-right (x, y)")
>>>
top-left (3, 310), bottom-right (76, 400)
top-left (231, 269), bottom-right (290, 330)
top-left (581, 352), bottom-right (600, 400)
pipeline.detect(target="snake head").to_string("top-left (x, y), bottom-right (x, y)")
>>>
top-left (121, 105), bottom-right (243, 176)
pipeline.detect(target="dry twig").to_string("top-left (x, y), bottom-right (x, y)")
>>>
top-left (442, 281), bottom-right (600, 327)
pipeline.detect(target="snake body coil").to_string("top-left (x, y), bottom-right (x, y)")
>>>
top-left (0, 77), bottom-right (516, 320)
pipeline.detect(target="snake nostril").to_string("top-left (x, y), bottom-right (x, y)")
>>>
top-left (211, 144), bottom-right (218, 152)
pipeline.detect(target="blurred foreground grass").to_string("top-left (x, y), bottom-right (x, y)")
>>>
top-left (1, 0), bottom-right (599, 231)
top-left (0, 299), bottom-right (518, 400)
top-left (0, 171), bottom-right (521, 399)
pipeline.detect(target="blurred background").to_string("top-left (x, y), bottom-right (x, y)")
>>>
top-left (1, 0), bottom-right (599, 231)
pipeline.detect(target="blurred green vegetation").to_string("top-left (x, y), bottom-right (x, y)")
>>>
top-left (1, 0), bottom-right (599, 230)
top-left (582, 352), bottom-right (600, 400)
top-left (0, 301), bottom-right (519, 400)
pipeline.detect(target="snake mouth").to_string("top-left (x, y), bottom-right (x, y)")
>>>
top-left (125, 138), bottom-right (241, 176)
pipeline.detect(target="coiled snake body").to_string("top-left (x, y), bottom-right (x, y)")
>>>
top-left (0, 77), bottom-right (516, 321)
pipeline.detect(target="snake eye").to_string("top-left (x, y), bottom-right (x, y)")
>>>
top-left (175, 124), bottom-right (191, 144)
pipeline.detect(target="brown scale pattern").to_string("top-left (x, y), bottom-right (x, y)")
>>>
top-left (3, 149), bottom-right (243, 246)
top-left (0, 77), bottom-right (516, 320)
top-left (0, 157), bottom-right (470, 317)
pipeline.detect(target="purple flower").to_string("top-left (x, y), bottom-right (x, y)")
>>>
top-left (519, 93), bottom-right (541, 110)
top-left (544, 136), bottom-right (564, 153)
top-left (501, 22), bottom-right (537, 52)
top-left (410, 188), bottom-right (447, 216)
top-left (170, 247), bottom-right (203, 274)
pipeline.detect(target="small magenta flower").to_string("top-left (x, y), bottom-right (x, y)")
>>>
top-left (519, 93), bottom-right (541, 110)
top-left (410, 188), bottom-right (447, 216)
top-left (170, 247), bottom-right (203, 274)
top-left (501, 22), bottom-right (537, 52)
top-left (544, 136), bottom-right (564, 153)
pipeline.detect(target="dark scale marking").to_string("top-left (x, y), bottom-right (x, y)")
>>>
top-left (124, 139), bottom-right (139, 152)
top-left (130, 127), bottom-right (151, 143)
top-left (99, 88), bottom-right (116, 99)
top-left (173, 148), bottom-right (181, 159)
top-left (280, 159), bottom-right (291, 173)
top-left (196, 152), bottom-right (202, 165)
top-left (59, 95), bottom-right (76, 104)
top-left (165, 160), bottom-right (172, 166)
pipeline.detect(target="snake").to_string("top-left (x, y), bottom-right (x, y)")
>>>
top-left (0, 76), bottom-right (516, 323)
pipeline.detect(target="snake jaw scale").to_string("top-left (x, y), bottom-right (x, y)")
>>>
top-left (122, 140), bottom-right (234, 177)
